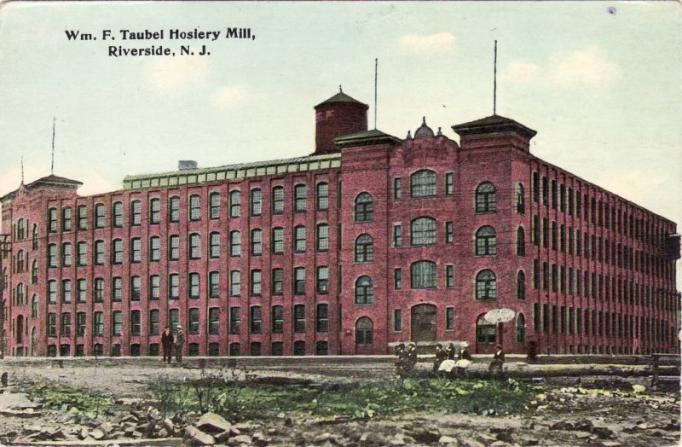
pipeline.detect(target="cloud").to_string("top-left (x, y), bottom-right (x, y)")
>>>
top-left (209, 86), bottom-right (246, 109)
top-left (499, 61), bottom-right (541, 84)
top-left (146, 57), bottom-right (209, 93)
top-left (550, 47), bottom-right (619, 87)
top-left (399, 32), bottom-right (455, 54)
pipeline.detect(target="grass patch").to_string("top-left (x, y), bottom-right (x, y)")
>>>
top-left (28, 383), bottom-right (114, 417)
top-left (151, 376), bottom-right (531, 421)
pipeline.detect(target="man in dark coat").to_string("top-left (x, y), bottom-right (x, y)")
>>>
top-left (161, 326), bottom-right (174, 364)
top-left (433, 344), bottom-right (447, 372)
top-left (489, 344), bottom-right (505, 376)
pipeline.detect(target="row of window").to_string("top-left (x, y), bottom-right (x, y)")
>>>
top-left (45, 304), bottom-right (333, 338)
top-left (530, 216), bottom-right (672, 279)
top-left (44, 183), bottom-right (330, 234)
top-left (531, 260), bottom-right (677, 311)
top-left (531, 171), bottom-right (670, 247)
top-left (531, 302), bottom-right (675, 344)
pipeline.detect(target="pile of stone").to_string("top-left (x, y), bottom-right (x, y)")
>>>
top-left (184, 412), bottom-right (269, 446)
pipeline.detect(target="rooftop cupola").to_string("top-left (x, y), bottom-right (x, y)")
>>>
top-left (314, 86), bottom-right (369, 154)
top-left (414, 116), bottom-right (435, 139)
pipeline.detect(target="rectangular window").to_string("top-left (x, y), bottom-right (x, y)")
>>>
top-left (76, 312), bottom-right (86, 337)
top-left (271, 306), bottom-right (284, 333)
top-left (393, 225), bottom-right (402, 247)
top-left (294, 226), bottom-right (306, 252)
top-left (316, 266), bottom-right (329, 294)
top-left (229, 307), bottom-right (241, 334)
top-left (130, 238), bottom-right (141, 263)
top-left (77, 205), bottom-right (87, 230)
top-left (560, 185), bottom-right (566, 212)
top-left (294, 304), bottom-right (305, 333)
top-left (189, 195), bottom-right (201, 221)
top-left (446, 265), bottom-right (454, 288)
top-left (316, 303), bottom-right (329, 332)
top-left (209, 192), bottom-right (221, 219)
top-left (446, 307), bottom-right (455, 330)
top-left (317, 183), bottom-right (329, 210)
top-left (393, 178), bottom-right (402, 200)
top-left (62, 279), bottom-right (72, 303)
top-left (229, 190), bottom-right (241, 218)
top-left (248, 306), bottom-right (262, 333)
top-left (272, 228), bottom-right (284, 254)
top-left (169, 309), bottom-right (180, 332)
top-left (62, 207), bottom-right (72, 231)
top-left (250, 189), bottom-right (262, 216)
top-left (272, 268), bottom-right (284, 295)
top-left (272, 186), bottom-right (284, 214)
top-left (169, 273), bottom-right (179, 299)
top-left (295, 184), bottom-right (307, 212)
top-left (130, 310), bottom-right (141, 336)
top-left (551, 180), bottom-right (557, 209)
top-left (112, 311), bottom-right (123, 336)
top-left (61, 312), bottom-right (71, 337)
top-left (169, 235), bottom-right (180, 260)
top-left (62, 242), bottom-right (72, 266)
top-left (394, 268), bottom-right (402, 290)
top-left (77, 279), bottom-right (87, 303)
top-left (77, 242), bottom-right (87, 266)
top-left (48, 244), bottom-right (58, 267)
top-left (149, 275), bottom-right (160, 300)
top-left (113, 202), bottom-right (123, 227)
top-left (189, 308), bottom-right (200, 335)
top-left (94, 204), bottom-right (105, 228)
top-left (294, 267), bottom-right (305, 295)
top-left (446, 222), bottom-right (454, 243)
top-left (250, 269), bottom-right (262, 296)
top-left (93, 312), bottom-right (104, 336)
top-left (47, 313), bottom-right (57, 337)
top-left (169, 196), bottom-right (180, 222)
top-left (94, 278), bottom-right (104, 303)
top-left (251, 229), bottom-right (263, 256)
top-left (317, 224), bottom-right (329, 251)
top-left (532, 172), bottom-right (539, 203)
top-left (393, 309), bottom-right (402, 331)
top-left (230, 270), bottom-right (241, 296)
top-left (112, 239), bottom-right (123, 264)
top-left (208, 307), bottom-right (220, 335)
top-left (149, 237), bottom-right (161, 261)
top-left (149, 310), bottom-right (160, 335)
top-left (130, 276), bottom-right (141, 301)
top-left (209, 271), bottom-right (220, 298)
top-left (188, 272), bottom-right (200, 298)
top-left (541, 176), bottom-right (548, 206)
top-left (150, 198), bottom-right (161, 224)
top-left (130, 200), bottom-right (141, 226)
top-left (445, 173), bottom-right (454, 195)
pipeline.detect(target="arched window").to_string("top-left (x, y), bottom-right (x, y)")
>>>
top-left (411, 217), bottom-right (436, 246)
top-left (31, 295), bottom-right (38, 319)
top-left (475, 226), bottom-right (496, 256)
top-left (17, 218), bottom-right (25, 240)
top-left (354, 234), bottom-right (373, 262)
top-left (516, 271), bottom-right (526, 300)
top-left (516, 183), bottom-right (525, 214)
top-left (354, 193), bottom-right (373, 222)
top-left (355, 276), bottom-right (373, 304)
top-left (16, 283), bottom-right (24, 305)
top-left (516, 227), bottom-right (525, 256)
top-left (410, 169), bottom-right (437, 198)
top-left (411, 261), bottom-right (437, 289)
top-left (31, 224), bottom-right (38, 250)
top-left (16, 250), bottom-right (25, 272)
top-left (475, 182), bottom-right (496, 213)
top-left (475, 270), bottom-right (497, 299)
top-left (31, 260), bottom-right (38, 284)
top-left (476, 314), bottom-right (496, 343)
top-left (355, 317), bottom-right (373, 345)
top-left (516, 313), bottom-right (526, 343)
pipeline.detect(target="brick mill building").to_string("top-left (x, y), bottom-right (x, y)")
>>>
top-left (1, 88), bottom-right (680, 357)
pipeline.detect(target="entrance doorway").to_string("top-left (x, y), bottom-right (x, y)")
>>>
top-left (411, 304), bottom-right (437, 342)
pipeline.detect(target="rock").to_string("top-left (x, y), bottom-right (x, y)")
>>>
top-left (407, 426), bottom-right (441, 444)
top-left (592, 426), bottom-right (614, 439)
top-left (252, 431), bottom-right (268, 446)
top-left (491, 428), bottom-right (513, 443)
top-left (185, 426), bottom-right (215, 446)
top-left (390, 433), bottom-right (406, 446)
top-left (232, 434), bottom-right (253, 445)
top-left (359, 432), bottom-right (385, 445)
top-left (90, 428), bottom-right (105, 440)
top-left (575, 431), bottom-right (591, 439)
top-left (163, 417), bottom-right (175, 432)
top-left (460, 439), bottom-right (485, 447)
top-left (197, 412), bottom-right (232, 434)
top-left (314, 432), bottom-right (333, 443)
top-left (632, 384), bottom-right (646, 394)
top-left (438, 435), bottom-right (459, 446)
top-left (523, 437), bottom-right (539, 445)
top-left (99, 422), bottom-right (114, 434)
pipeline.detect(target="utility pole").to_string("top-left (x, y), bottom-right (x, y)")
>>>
top-left (0, 234), bottom-right (10, 359)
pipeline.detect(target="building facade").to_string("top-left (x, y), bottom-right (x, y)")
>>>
top-left (1, 89), bottom-right (680, 357)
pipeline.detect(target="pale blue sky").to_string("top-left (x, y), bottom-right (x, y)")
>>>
top-left (1, 2), bottom-right (680, 274)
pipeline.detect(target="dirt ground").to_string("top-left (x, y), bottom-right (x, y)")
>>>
top-left (0, 361), bottom-right (679, 446)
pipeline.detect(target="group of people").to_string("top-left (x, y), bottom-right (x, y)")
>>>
top-left (161, 326), bottom-right (185, 364)
top-left (394, 342), bottom-right (418, 377)
top-left (433, 342), bottom-right (472, 372)
top-left (395, 341), bottom-right (508, 378)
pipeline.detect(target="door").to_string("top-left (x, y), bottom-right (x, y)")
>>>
top-left (411, 304), bottom-right (437, 342)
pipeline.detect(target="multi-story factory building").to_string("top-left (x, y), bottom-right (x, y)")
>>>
top-left (1, 88), bottom-right (679, 357)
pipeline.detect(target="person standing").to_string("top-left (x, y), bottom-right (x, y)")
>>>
top-left (433, 344), bottom-right (447, 373)
top-left (489, 344), bottom-right (505, 377)
top-left (175, 328), bottom-right (185, 363)
top-left (161, 326), bottom-right (174, 364)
